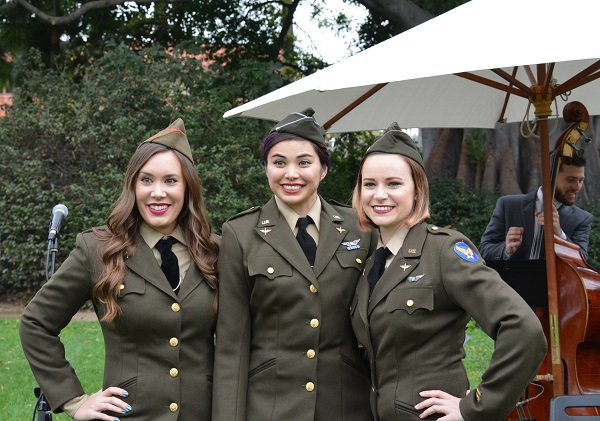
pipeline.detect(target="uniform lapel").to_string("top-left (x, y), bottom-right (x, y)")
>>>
top-left (367, 224), bottom-right (426, 316)
top-left (521, 191), bottom-right (537, 253)
top-left (312, 199), bottom-right (353, 277)
top-left (178, 262), bottom-right (208, 302)
top-left (126, 234), bottom-right (176, 297)
top-left (254, 198), bottom-right (317, 283)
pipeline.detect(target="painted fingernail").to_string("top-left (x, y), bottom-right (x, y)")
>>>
top-left (122, 391), bottom-right (129, 397)
top-left (114, 418), bottom-right (120, 421)
top-left (126, 405), bottom-right (132, 411)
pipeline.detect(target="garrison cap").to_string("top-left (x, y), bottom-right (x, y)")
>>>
top-left (270, 108), bottom-right (326, 147)
top-left (365, 122), bottom-right (423, 168)
top-left (141, 118), bottom-right (194, 164)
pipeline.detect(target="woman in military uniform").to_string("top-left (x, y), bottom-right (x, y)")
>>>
top-left (213, 108), bottom-right (374, 421)
top-left (20, 119), bottom-right (219, 420)
top-left (350, 123), bottom-right (547, 421)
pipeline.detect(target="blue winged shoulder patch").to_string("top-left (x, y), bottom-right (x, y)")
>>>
top-left (453, 241), bottom-right (478, 262)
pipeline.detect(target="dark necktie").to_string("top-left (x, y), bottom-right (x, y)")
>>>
top-left (297, 216), bottom-right (317, 267)
top-left (156, 237), bottom-right (181, 292)
top-left (368, 247), bottom-right (390, 292)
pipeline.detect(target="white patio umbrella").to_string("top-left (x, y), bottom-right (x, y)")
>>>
top-left (224, 0), bottom-right (600, 416)
top-left (225, 0), bottom-right (600, 133)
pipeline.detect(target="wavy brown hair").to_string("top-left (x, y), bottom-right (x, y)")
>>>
top-left (92, 142), bottom-right (219, 322)
top-left (352, 153), bottom-right (431, 231)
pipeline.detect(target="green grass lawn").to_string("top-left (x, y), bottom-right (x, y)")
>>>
top-left (1, 318), bottom-right (493, 420)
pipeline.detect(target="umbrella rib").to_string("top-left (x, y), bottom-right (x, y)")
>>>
top-left (323, 83), bottom-right (387, 130)
top-left (455, 72), bottom-right (529, 98)
top-left (491, 68), bottom-right (533, 94)
top-left (554, 60), bottom-right (600, 96)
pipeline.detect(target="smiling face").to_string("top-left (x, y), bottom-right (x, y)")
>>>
top-left (360, 153), bottom-right (416, 240)
top-left (554, 163), bottom-right (585, 206)
top-left (135, 151), bottom-right (186, 235)
top-left (265, 139), bottom-right (327, 215)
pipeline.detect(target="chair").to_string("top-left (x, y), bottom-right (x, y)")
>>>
top-left (550, 394), bottom-right (600, 421)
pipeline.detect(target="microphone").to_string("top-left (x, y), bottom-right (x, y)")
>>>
top-left (48, 204), bottom-right (69, 241)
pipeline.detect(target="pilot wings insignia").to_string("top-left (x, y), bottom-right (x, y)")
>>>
top-left (341, 239), bottom-right (361, 250)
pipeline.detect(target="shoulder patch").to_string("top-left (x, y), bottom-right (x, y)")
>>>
top-left (227, 206), bottom-right (261, 222)
top-left (454, 241), bottom-right (479, 262)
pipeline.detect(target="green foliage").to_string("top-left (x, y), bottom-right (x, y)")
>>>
top-left (578, 199), bottom-right (600, 270)
top-left (428, 173), bottom-right (498, 244)
top-left (0, 43), bottom-right (279, 294)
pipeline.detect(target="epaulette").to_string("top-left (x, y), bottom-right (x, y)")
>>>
top-left (227, 205), bottom-right (262, 222)
top-left (427, 224), bottom-right (452, 235)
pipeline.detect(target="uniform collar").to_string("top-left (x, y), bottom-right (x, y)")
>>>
top-left (140, 222), bottom-right (187, 248)
top-left (274, 195), bottom-right (322, 232)
top-left (377, 224), bottom-right (410, 256)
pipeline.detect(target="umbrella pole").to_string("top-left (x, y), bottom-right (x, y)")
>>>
top-left (539, 117), bottom-right (565, 397)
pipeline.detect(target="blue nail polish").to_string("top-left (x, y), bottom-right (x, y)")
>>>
top-left (114, 418), bottom-right (120, 421)
top-left (121, 409), bottom-right (127, 413)
top-left (126, 405), bottom-right (132, 411)
top-left (122, 391), bottom-right (129, 397)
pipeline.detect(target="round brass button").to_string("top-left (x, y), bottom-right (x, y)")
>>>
top-left (171, 303), bottom-right (181, 312)
top-left (169, 402), bottom-right (178, 412)
top-left (310, 318), bottom-right (319, 328)
top-left (406, 300), bottom-right (414, 307)
top-left (309, 284), bottom-right (318, 293)
top-left (355, 258), bottom-right (362, 264)
top-left (267, 267), bottom-right (274, 274)
top-left (119, 284), bottom-right (125, 290)
top-left (169, 337), bottom-right (179, 347)
top-left (169, 368), bottom-right (179, 377)
top-left (306, 382), bottom-right (315, 392)
top-left (306, 349), bottom-right (316, 359)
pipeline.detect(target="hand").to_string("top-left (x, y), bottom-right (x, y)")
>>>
top-left (535, 204), bottom-right (562, 236)
top-left (415, 389), bottom-right (465, 420)
top-left (73, 387), bottom-right (131, 420)
top-left (505, 226), bottom-right (524, 256)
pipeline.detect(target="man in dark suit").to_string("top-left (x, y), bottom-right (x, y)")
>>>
top-left (480, 156), bottom-right (592, 261)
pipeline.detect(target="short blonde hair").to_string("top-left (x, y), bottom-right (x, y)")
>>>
top-left (352, 153), bottom-right (430, 231)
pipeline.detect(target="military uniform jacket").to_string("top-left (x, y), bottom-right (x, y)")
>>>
top-left (351, 223), bottom-right (547, 421)
top-left (19, 228), bottom-right (216, 420)
top-left (212, 197), bottom-right (375, 421)
top-left (479, 190), bottom-right (593, 260)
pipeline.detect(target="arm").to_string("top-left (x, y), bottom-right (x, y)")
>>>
top-left (212, 222), bottom-right (252, 421)
top-left (446, 236), bottom-right (546, 420)
top-left (566, 210), bottom-right (592, 260)
top-left (479, 198), bottom-right (520, 260)
top-left (19, 232), bottom-right (93, 412)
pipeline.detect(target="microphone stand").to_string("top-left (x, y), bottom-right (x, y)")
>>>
top-left (32, 236), bottom-right (60, 421)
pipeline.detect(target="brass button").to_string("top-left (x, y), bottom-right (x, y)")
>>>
top-left (310, 318), bottom-right (319, 328)
top-left (309, 284), bottom-right (318, 293)
top-left (306, 349), bottom-right (316, 359)
top-left (267, 267), bottom-right (274, 274)
top-left (171, 303), bottom-right (181, 312)
top-left (306, 382), bottom-right (315, 392)
top-left (169, 402), bottom-right (178, 412)
top-left (169, 337), bottom-right (179, 347)
top-left (169, 368), bottom-right (179, 377)
top-left (119, 284), bottom-right (125, 290)
top-left (355, 258), bottom-right (362, 264)
top-left (406, 300), bottom-right (414, 307)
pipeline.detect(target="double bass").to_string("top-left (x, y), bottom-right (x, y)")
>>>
top-left (507, 101), bottom-right (600, 421)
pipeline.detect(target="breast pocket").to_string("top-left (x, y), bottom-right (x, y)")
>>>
top-left (387, 287), bottom-right (434, 315)
top-left (118, 274), bottom-right (146, 298)
top-left (248, 255), bottom-right (293, 280)
top-left (335, 248), bottom-right (368, 271)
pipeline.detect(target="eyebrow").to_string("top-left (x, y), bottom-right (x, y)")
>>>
top-left (139, 171), bottom-right (182, 178)
top-left (271, 152), bottom-right (315, 159)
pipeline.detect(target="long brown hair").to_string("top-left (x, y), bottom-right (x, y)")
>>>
top-left (93, 142), bottom-right (219, 321)
top-left (352, 153), bottom-right (431, 231)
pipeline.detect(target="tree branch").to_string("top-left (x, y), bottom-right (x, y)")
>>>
top-left (13, 0), bottom-right (190, 26)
